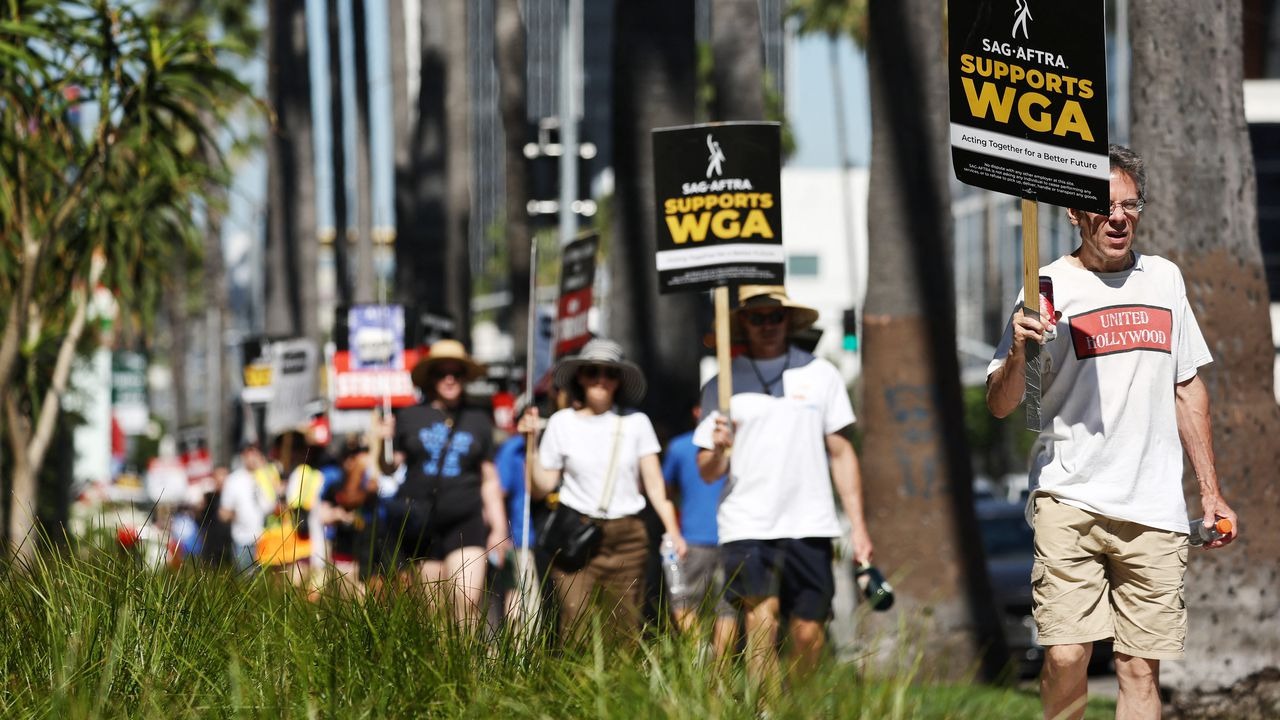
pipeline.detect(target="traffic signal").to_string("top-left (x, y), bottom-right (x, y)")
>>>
top-left (842, 308), bottom-right (859, 351)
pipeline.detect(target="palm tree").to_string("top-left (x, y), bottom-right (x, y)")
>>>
top-left (0, 0), bottom-right (251, 555)
top-left (327, 0), bottom-right (353, 310)
top-left (857, 0), bottom-right (1009, 680)
top-left (351, 0), bottom-right (376, 304)
top-left (1129, 0), bottom-right (1280, 707)
top-left (708, 0), bottom-right (765, 120)
top-left (155, 0), bottom-right (260, 467)
top-left (395, 0), bottom-right (470, 345)
top-left (494, 0), bottom-right (532, 358)
top-left (265, 0), bottom-right (318, 340)
top-left (609, 0), bottom-right (700, 439)
top-left (441, 0), bottom-right (473, 346)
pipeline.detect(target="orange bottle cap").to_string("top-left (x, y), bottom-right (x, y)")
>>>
top-left (1214, 518), bottom-right (1233, 534)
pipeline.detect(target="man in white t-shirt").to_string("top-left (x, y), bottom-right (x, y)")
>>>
top-left (218, 442), bottom-right (275, 572)
top-left (987, 145), bottom-right (1238, 720)
top-left (694, 286), bottom-right (874, 688)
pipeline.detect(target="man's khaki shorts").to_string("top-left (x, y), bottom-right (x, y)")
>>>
top-left (1031, 494), bottom-right (1188, 660)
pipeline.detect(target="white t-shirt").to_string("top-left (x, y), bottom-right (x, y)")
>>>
top-left (693, 347), bottom-right (854, 543)
top-left (987, 253), bottom-right (1212, 533)
top-left (221, 467), bottom-right (273, 547)
top-left (539, 408), bottom-right (662, 520)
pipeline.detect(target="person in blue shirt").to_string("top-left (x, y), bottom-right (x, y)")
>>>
top-left (664, 403), bottom-right (737, 655)
top-left (495, 396), bottom-right (557, 632)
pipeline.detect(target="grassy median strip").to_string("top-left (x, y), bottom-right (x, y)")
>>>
top-left (0, 541), bottom-right (1116, 719)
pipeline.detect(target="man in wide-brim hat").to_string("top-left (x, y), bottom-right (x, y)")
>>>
top-left (693, 284), bottom-right (875, 686)
top-left (727, 284), bottom-right (820, 342)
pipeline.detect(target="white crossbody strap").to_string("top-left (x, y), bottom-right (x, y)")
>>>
top-left (595, 415), bottom-right (625, 516)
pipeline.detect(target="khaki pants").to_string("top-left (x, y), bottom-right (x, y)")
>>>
top-left (552, 515), bottom-right (649, 644)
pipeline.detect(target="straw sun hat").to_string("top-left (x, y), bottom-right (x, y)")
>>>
top-left (730, 285), bottom-right (819, 340)
top-left (410, 338), bottom-right (486, 390)
top-left (552, 338), bottom-right (647, 407)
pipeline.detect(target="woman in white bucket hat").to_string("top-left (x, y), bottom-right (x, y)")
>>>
top-left (520, 338), bottom-right (686, 642)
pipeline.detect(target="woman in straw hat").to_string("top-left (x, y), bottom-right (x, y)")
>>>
top-left (520, 338), bottom-right (686, 641)
top-left (375, 339), bottom-right (509, 627)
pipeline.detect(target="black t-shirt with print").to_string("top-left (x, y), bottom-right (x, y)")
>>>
top-left (393, 403), bottom-right (495, 524)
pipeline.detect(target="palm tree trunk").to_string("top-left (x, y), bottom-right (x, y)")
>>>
top-left (203, 201), bottom-right (231, 466)
top-left (709, 0), bottom-right (764, 120)
top-left (165, 242), bottom-right (189, 433)
top-left (387, 0), bottom-right (414, 309)
top-left (609, 0), bottom-right (699, 439)
top-left (1130, 0), bottom-right (1280, 706)
top-left (327, 0), bottom-right (353, 309)
top-left (859, 0), bottom-right (1008, 681)
top-left (352, 0), bottom-right (376, 304)
top-left (442, 0), bottom-right (472, 345)
top-left (397, 0), bottom-right (451, 331)
top-left (265, 0), bottom-right (318, 340)
top-left (495, 0), bottom-right (531, 358)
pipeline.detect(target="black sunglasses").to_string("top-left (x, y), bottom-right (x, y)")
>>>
top-left (579, 365), bottom-right (621, 381)
top-left (743, 309), bottom-right (788, 327)
top-left (430, 365), bottom-right (467, 380)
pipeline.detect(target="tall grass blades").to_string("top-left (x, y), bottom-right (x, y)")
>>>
top-left (0, 537), bottom-right (1116, 719)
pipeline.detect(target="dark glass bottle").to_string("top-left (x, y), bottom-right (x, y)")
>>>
top-left (855, 562), bottom-right (895, 611)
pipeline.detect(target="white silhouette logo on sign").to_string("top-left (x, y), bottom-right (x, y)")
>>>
top-left (705, 134), bottom-right (725, 178)
top-left (1012, 0), bottom-right (1032, 39)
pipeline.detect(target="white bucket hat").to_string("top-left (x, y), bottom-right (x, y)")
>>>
top-left (552, 338), bottom-right (647, 407)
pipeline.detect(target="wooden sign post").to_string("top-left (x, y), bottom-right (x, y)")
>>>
top-left (714, 286), bottom-right (733, 415)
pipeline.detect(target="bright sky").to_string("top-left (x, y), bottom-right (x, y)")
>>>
top-left (787, 32), bottom-right (872, 169)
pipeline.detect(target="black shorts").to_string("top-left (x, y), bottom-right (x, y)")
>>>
top-left (364, 503), bottom-right (490, 576)
top-left (721, 537), bottom-right (835, 621)
top-left (397, 509), bottom-right (489, 564)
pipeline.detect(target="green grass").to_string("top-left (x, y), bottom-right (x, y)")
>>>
top-left (0, 540), bottom-right (1117, 719)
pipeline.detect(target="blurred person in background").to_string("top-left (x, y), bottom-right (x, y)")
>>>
top-left (664, 399), bottom-right (736, 655)
top-left (317, 433), bottom-right (377, 597)
top-left (495, 388), bottom-right (566, 634)
top-left (198, 466), bottom-right (233, 566)
top-left (282, 425), bottom-right (333, 591)
top-left (219, 443), bottom-right (276, 573)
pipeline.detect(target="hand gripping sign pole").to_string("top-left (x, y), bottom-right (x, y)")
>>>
top-left (947, 0), bottom-right (1110, 431)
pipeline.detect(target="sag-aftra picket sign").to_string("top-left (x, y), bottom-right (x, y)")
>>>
top-left (651, 122), bottom-right (783, 294)
top-left (948, 0), bottom-right (1110, 214)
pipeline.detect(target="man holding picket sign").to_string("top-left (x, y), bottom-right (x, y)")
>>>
top-left (694, 285), bottom-right (874, 687)
top-left (950, 3), bottom-right (1239, 717)
top-left (651, 122), bottom-right (874, 692)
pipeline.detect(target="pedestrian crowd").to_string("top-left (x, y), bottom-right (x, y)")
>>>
top-left (153, 145), bottom-right (1236, 714)
top-left (165, 285), bottom-right (870, 687)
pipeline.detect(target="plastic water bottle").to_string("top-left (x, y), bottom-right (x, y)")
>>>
top-left (855, 562), bottom-right (895, 611)
top-left (1188, 517), bottom-right (1232, 547)
top-left (660, 534), bottom-right (685, 597)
